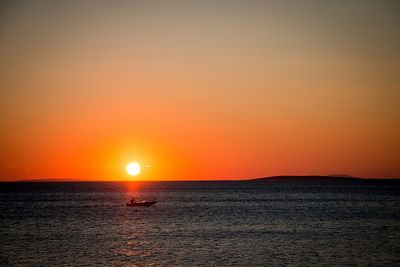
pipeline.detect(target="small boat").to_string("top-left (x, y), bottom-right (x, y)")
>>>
top-left (126, 201), bottom-right (157, 207)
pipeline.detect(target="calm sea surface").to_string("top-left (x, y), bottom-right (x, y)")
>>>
top-left (0, 181), bottom-right (399, 266)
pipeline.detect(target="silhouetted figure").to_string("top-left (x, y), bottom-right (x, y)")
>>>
top-left (129, 197), bottom-right (136, 205)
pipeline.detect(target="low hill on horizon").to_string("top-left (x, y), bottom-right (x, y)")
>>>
top-left (249, 176), bottom-right (400, 185)
top-left (251, 175), bottom-right (361, 181)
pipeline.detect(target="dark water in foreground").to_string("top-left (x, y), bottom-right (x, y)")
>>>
top-left (0, 181), bottom-right (399, 266)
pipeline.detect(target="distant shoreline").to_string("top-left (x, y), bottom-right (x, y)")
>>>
top-left (251, 175), bottom-right (361, 181)
top-left (1, 175), bottom-right (399, 183)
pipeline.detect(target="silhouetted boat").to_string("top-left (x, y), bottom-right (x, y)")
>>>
top-left (126, 201), bottom-right (157, 207)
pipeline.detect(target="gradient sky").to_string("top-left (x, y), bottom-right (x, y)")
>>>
top-left (1, 0), bottom-right (399, 180)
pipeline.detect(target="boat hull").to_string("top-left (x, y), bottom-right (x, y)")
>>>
top-left (126, 201), bottom-right (157, 207)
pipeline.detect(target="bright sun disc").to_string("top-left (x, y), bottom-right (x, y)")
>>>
top-left (126, 162), bottom-right (141, 176)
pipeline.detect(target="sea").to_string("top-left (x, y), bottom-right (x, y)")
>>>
top-left (0, 180), bottom-right (399, 266)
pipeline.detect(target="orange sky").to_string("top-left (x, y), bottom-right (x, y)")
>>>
top-left (1, 1), bottom-right (399, 180)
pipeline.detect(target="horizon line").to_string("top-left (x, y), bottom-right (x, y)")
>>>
top-left (2, 175), bottom-right (400, 182)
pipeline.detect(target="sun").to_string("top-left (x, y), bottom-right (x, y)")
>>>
top-left (126, 162), bottom-right (141, 176)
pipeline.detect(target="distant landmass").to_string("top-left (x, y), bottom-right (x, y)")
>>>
top-left (15, 178), bottom-right (87, 182)
top-left (250, 175), bottom-right (399, 182)
top-left (251, 175), bottom-right (359, 181)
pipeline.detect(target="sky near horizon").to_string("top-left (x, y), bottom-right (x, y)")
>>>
top-left (1, 0), bottom-right (399, 180)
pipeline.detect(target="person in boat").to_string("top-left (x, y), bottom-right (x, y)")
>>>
top-left (129, 197), bottom-right (137, 205)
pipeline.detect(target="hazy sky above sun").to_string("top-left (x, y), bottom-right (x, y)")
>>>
top-left (0, 0), bottom-right (399, 180)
